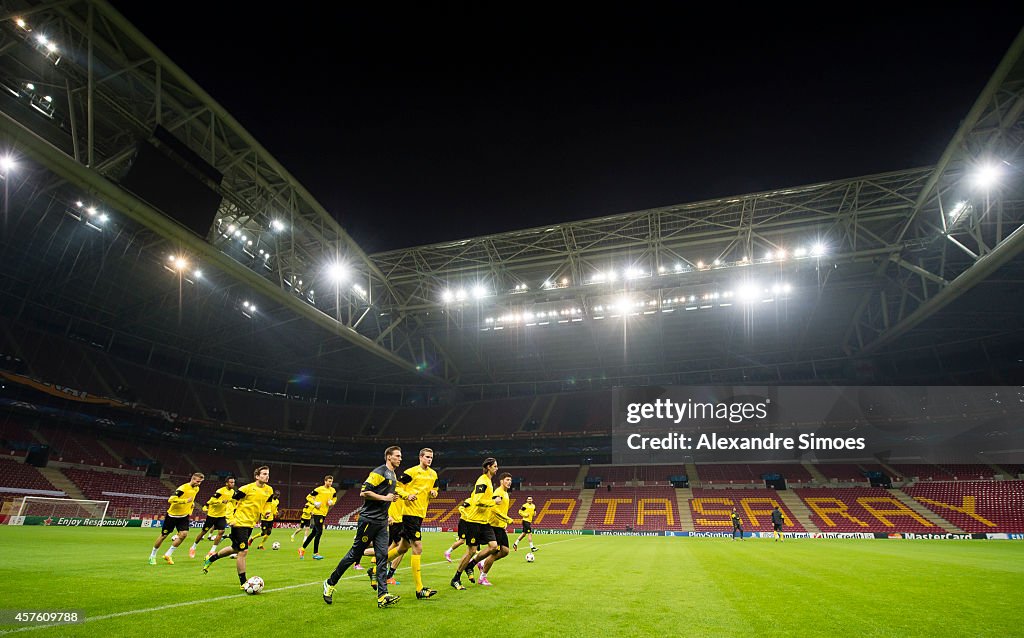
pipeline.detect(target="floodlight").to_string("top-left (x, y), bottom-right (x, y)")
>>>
top-left (794, 247), bottom-right (807, 257)
top-left (194, 270), bottom-right (203, 279)
top-left (0, 157), bottom-right (15, 173)
top-left (326, 262), bottom-right (348, 283)
top-left (442, 290), bottom-right (454, 303)
top-left (228, 224), bottom-right (236, 233)
top-left (270, 219), bottom-right (286, 232)
top-left (696, 261), bottom-right (704, 269)
top-left (971, 163), bottom-right (1002, 189)
top-left (86, 206), bottom-right (96, 215)
top-left (811, 243), bottom-right (826, 257)
top-left (35, 34), bottom-right (46, 45)
top-left (46, 42), bottom-right (56, 53)
top-left (472, 285), bottom-right (487, 299)
top-left (15, 18), bottom-right (26, 29)
top-left (75, 200), bottom-right (83, 208)
top-left (455, 289), bottom-right (467, 301)
top-left (25, 83), bottom-right (34, 91)
top-left (97, 213), bottom-right (108, 223)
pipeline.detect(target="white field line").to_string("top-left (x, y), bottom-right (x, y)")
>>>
top-left (0, 538), bottom-right (575, 634)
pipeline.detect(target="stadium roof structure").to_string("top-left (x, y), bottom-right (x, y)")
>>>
top-left (0, 3), bottom-right (1022, 402)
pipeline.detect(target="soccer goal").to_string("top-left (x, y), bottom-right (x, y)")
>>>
top-left (17, 496), bottom-right (110, 524)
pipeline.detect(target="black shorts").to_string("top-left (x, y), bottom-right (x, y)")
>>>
top-left (161, 515), bottom-right (189, 535)
top-left (388, 521), bottom-right (404, 543)
top-left (521, 520), bottom-right (532, 533)
top-left (491, 525), bottom-right (509, 548)
top-left (401, 515), bottom-right (423, 542)
top-left (773, 522), bottom-right (782, 531)
top-left (261, 521), bottom-right (273, 535)
top-left (299, 518), bottom-right (311, 528)
top-left (457, 518), bottom-right (470, 540)
top-left (463, 521), bottom-right (496, 546)
top-left (311, 514), bottom-right (325, 528)
top-left (204, 516), bottom-right (227, 531)
top-left (230, 526), bottom-right (252, 552)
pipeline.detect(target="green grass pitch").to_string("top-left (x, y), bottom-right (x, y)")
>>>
top-left (0, 527), bottom-right (1021, 637)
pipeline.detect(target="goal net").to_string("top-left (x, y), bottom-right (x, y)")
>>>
top-left (17, 497), bottom-right (110, 524)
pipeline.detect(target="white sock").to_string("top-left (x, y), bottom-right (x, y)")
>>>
top-left (149, 548), bottom-right (157, 558)
top-left (190, 543), bottom-right (197, 550)
top-left (210, 545), bottom-right (218, 553)
top-left (165, 545), bottom-right (176, 556)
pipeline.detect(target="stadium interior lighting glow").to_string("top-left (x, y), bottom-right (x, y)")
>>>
top-left (794, 247), bottom-right (807, 257)
top-left (949, 201), bottom-right (968, 219)
top-left (86, 206), bottom-right (97, 215)
top-left (441, 290), bottom-right (454, 303)
top-left (15, 18), bottom-right (27, 29)
top-left (811, 243), bottom-right (826, 257)
top-left (455, 289), bottom-right (467, 302)
top-left (326, 262), bottom-right (348, 283)
top-left (972, 163), bottom-right (1002, 189)
top-left (233, 229), bottom-right (241, 237)
top-left (713, 259), bottom-right (721, 266)
top-left (227, 224), bottom-right (236, 233)
top-left (674, 263), bottom-right (683, 272)
top-left (97, 213), bottom-right (108, 223)
top-left (696, 261), bottom-right (704, 269)
top-left (472, 285), bottom-right (487, 299)
top-left (75, 200), bottom-right (83, 208)
top-left (25, 83), bottom-right (34, 91)
top-left (35, 34), bottom-right (47, 45)
top-left (270, 219), bottom-right (286, 232)
top-left (194, 270), bottom-right (202, 279)
top-left (776, 249), bottom-right (786, 260)
top-left (45, 42), bottom-right (56, 53)
top-left (0, 156), bottom-right (15, 173)
top-left (172, 256), bottom-right (188, 270)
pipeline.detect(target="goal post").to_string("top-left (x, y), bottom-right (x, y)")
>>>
top-left (17, 497), bottom-right (110, 524)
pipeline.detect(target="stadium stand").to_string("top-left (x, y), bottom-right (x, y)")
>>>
top-left (904, 481), bottom-right (1024, 533)
top-left (33, 424), bottom-right (120, 467)
top-left (0, 457), bottom-right (60, 493)
top-left (888, 464), bottom-right (953, 481)
top-left (586, 486), bottom-right (681, 531)
top-left (61, 467), bottom-right (172, 518)
top-left (544, 391), bottom-right (613, 432)
top-left (794, 487), bottom-right (945, 533)
top-left (814, 463), bottom-right (871, 482)
top-left (688, 488), bottom-right (807, 533)
top-left (385, 405), bottom-right (448, 437)
top-left (458, 396), bottom-right (536, 435)
top-left (432, 488), bottom-right (580, 530)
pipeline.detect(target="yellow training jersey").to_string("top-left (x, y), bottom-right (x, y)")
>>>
top-left (457, 500), bottom-right (470, 521)
top-left (166, 482), bottom-right (200, 517)
top-left (300, 503), bottom-right (313, 520)
top-left (306, 485), bottom-right (337, 516)
top-left (464, 473), bottom-right (496, 524)
top-left (388, 496), bottom-right (404, 523)
top-left (400, 464), bottom-right (438, 519)
top-left (489, 485), bottom-right (512, 528)
top-left (205, 486), bottom-right (234, 518)
top-left (231, 481), bottom-right (274, 528)
top-left (262, 499), bottom-right (279, 522)
top-left (519, 502), bottom-right (536, 523)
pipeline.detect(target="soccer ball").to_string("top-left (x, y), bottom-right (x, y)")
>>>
top-left (525, 552), bottom-right (535, 562)
top-left (271, 541), bottom-right (281, 550)
top-left (243, 576), bottom-right (265, 595)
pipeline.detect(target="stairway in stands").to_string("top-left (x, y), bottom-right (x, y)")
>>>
top-left (572, 489), bottom-right (594, 529)
top-left (37, 467), bottom-right (85, 499)
top-left (891, 488), bottom-right (965, 533)
top-left (776, 490), bottom-right (821, 533)
top-left (675, 488), bottom-right (694, 531)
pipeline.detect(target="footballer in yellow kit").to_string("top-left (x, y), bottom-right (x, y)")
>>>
top-left (301, 475), bottom-right (337, 559)
top-left (385, 447), bottom-right (439, 598)
top-left (190, 475), bottom-right (235, 558)
top-left (202, 466), bottom-right (273, 589)
top-left (148, 472), bottom-right (204, 565)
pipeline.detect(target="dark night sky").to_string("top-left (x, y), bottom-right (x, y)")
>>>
top-left (109, 5), bottom-right (1024, 253)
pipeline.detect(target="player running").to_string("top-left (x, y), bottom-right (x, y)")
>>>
top-left (189, 476), bottom-right (234, 558)
top-left (149, 472), bottom-right (204, 565)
